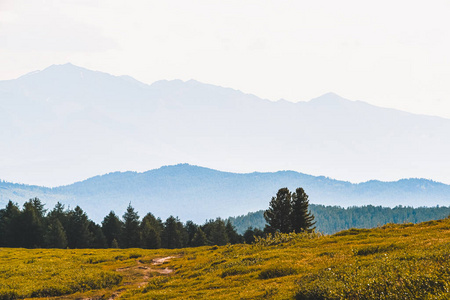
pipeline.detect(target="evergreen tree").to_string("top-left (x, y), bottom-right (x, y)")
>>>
top-left (121, 203), bottom-right (140, 248)
top-left (142, 212), bottom-right (163, 234)
top-left (19, 200), bottom-right (45, 248)
top-left (66, 206), bottom-right (92, 248)
top-left (44, 219), bottom-right (68, 248)
top-left (47, 202), bottom-right (69, 230)
top-left (0, 201), bottom-right (21, 247)
top-left (140, 218), bottom-right (161, 249)
top-left (161, 216), bottom-right (184, 249)
top-left (89, 221), bottom-right (107, 248)
top-left (101, 211), bottom-right (123, 248)
top-left (202, 218), bottom-right (229, 246)
top-left (225, 220), bottom-right (243, 244)
top-left (29, 197), bottom-right (47, 219)
top-left (291, 187), bottom-right (316, 232)
top-left (184, 220), bottom-right (198, 247)
top-left (191, 228), bottom-right (208, 247)
top-left (264, 188), bottom-right (292, 233)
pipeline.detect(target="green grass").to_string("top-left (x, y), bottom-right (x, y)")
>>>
top-left (1, 218), bottom-right (450, 299)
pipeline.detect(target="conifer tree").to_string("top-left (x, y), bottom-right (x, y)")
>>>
top-left (44, 219), bottom-right (68, 248)
top-left (0, 201), bottom-right (21, 247)
top-left (161, 216), bottom-right (184, 249)
top-left (47, 202), bottom-right (69, 235)
top-left (121, 203), bottom-right (140, 248)
top-left (66, 206), bottom-right (92, 248)
top-left (102, 211), bottom-right (123, 248)
top-left (191, 228), bottom-right (208, 247)
top-left (140, 218), bottom-right (161, 249)
top-left (184, 220), bottom-right (198, 247)
top-left (89, 221), bottom-right (107, 248)
top-left (225, 220), bottom-right (243, 244)
top-left (142, 212), bottom-right (163, 234)
top-left (291, 187), bottom-right (316, 232)
top-left (264, 188), bottom-right (293, 233)
top-left (19, 200), bottom-right (45, 248)
top-left (203, 218), bottom-right (229, 246)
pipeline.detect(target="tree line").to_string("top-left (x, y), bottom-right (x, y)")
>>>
top-left (229, 204), bottom-right (450, 235)
top-left (0, 187), bottom-right (317, 249)
top-left (0, 198), bottom-right (243, 249)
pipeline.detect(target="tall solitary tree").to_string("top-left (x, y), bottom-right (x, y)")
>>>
top-left (264, 188), bottom-right (293, 233)
top-left (291, 187), bottom-right (316, 232)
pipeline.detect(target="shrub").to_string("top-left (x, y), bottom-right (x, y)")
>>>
top-left (221, 266), bottom-right (251, 278)
top-left (259, 266), bottom-right (297, 279)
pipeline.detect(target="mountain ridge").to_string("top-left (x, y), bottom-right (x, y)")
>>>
top-left (12, 63), bottom-right (450, 119)
top-left (1, 164), bottom-right (449, 224)
top-left (1, 63), bottom-right (450, 187)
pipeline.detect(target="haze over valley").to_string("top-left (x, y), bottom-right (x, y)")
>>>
top-left (1, 63), bottom-right (449, 188)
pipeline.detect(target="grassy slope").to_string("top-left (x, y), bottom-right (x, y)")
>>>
top-left (1, 218), bottom-right (450, 299)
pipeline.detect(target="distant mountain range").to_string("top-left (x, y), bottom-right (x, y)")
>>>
top-left (1, 63), bottom-right (450, 186)
top-left (1, 164), bottom-right (449, 224)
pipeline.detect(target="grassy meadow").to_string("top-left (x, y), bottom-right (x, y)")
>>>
top-left (1, 218), bottom-right (450, 299)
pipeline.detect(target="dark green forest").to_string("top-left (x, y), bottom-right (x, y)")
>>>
top-left (0, 198), bottom-right (242, 249)
top-left (1, 197), bottom-right (449, 249)
top-left (228, 204), bottom-right (450, 234)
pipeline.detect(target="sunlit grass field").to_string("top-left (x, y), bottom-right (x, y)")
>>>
top-left (1, 218), bottom-right (450, 299)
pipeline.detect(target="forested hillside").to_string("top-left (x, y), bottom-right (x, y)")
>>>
top-left (228, 204), bottom-right (450, 234)
top-left (2, 164), bottom-right (450, 224)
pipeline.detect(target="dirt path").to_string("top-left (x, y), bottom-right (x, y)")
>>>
top-left (108, 255), bottom-right (179, 299)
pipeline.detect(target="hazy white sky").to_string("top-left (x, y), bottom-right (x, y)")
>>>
top-left (1, 0), bottom-right (450, 118)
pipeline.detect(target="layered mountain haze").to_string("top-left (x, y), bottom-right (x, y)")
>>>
top-left (1, 164), bottom-right (449, 224)
top-left (1, 63), bottom-right (449, 187)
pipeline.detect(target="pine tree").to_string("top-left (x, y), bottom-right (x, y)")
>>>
top-left (191, 228), bottom-right (208, 247)
top-left (19, 200), bottom-right (45, 248)
top-left (225, 220), bottom-right (243, 244)
top-left (121, 203), bottom-right (140, 248)
top-left (101, 211), bottom-right (123, 248)
top-left (184, 220), bottom-right (198, 247)
top-left (89, 221), bottom-right (107, 248)
top-left (140, 218), bottom-right (161, 249)
top-left (44, 219), bottom-right (68, 248)
top-left (291, 187), bottom-right (316, 232)
top-left (0, 201), bottom-right (21, 247)
top-left (161, 216), bottom-right (184, 249)
top-left (264, 188), bottom-right (292, 233)
top-left (66, 206), bottom-right (92, 248)
top-left (47, 202), bottom-right (69, 234)
top-left (202, 218), bottom-right (229, 246)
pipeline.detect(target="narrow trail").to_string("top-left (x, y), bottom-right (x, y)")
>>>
top-left (108, 255), bottom-right (180, 299)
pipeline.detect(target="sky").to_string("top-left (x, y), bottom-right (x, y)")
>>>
top-left (1, 0), bottom-right (450, 118)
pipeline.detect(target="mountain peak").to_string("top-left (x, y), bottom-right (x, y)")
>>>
top-left (308, 92), bottom-right (352, 105)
